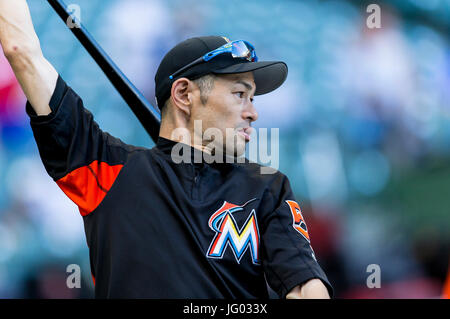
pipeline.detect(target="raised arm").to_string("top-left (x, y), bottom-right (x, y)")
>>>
top-left (0, 0), bottom-right (58, 115)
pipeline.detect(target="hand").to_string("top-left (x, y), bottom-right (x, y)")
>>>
top-left (286, 278), bottom-right (330, 299)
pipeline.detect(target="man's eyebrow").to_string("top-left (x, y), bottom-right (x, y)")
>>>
top-left (235, 80), bottom-right (255, 92)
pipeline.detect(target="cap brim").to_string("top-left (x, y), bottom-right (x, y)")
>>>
top-left (211, 61), bottom-right (288, 95)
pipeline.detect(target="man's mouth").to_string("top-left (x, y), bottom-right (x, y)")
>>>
top-left (238, 127), bottom-right (252, 142)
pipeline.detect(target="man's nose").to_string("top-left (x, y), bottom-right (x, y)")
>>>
top-left (242, 101), bottom-right (258, 123)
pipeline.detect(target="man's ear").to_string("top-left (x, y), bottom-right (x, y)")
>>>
top-left (170, 78), bottom-right (193, 117)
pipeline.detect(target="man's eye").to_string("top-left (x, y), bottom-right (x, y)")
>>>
top-left (235, 92), bottom-right (245, 98)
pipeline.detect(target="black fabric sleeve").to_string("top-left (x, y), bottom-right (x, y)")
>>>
top-left (25, 75), bottom-right (146, 216)
top-left (26, 75), bottom-right (67, 123)
top-left (26, 75), bottom-right (144, 180)
top-left (261, 174), bottom-right (334, 299)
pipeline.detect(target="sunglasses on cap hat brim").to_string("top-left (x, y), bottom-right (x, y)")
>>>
top-left (169, 40), bottom-right (257, 80)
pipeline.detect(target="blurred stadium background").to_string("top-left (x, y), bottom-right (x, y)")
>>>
top-left (0, 0), bottom-right (449, 298)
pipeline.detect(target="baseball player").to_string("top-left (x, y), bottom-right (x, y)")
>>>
top-left (0, 0), bottom-right (333, 298)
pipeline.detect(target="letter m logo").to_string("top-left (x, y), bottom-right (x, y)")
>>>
top-left (206, 200), bottom-right (260, 264)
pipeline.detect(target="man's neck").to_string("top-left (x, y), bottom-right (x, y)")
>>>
top-left (159, 130), bottom-right (213, 156)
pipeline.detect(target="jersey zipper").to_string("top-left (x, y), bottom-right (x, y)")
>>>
top-left (192, 165), bottom-right (200, 200)
top-left (194, 172), bottom-right (199, 184)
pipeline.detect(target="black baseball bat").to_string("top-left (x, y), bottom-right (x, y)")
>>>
top-left (46, 0), bottom-right (161, 143)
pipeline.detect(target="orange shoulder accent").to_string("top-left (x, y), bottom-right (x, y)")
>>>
top-left (443, 265), bottom-right (450, 299)
top-left (56, 160), bottom-right (123, 216)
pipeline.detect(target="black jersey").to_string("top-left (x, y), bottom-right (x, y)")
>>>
top-left (26, 75), bottom-right (333, 299)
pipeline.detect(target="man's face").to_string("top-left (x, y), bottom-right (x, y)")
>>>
top-left (190, 72), bottom-right (258, 157)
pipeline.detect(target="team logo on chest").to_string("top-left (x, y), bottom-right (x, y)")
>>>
top-left (206, 199), bottom-right (260, 264)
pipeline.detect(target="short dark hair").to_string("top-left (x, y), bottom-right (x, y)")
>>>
top-left (161, 74), bottom-right (216, 118)
top-left (193, 74), bottom-right (216, 105)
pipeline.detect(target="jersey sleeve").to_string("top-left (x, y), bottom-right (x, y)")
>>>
top-left (260, 174), bottom-right (334, 298)
top-left (26, 75), bottom-right (145, 216)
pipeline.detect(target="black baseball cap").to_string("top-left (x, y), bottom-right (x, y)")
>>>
top-left (154, 36), bottom-right (288, 109)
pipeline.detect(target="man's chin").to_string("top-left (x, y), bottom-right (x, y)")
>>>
top-left (224, 141), bottom-right (247, 158)
top-left (208, 135), bottom-right (247, 160)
